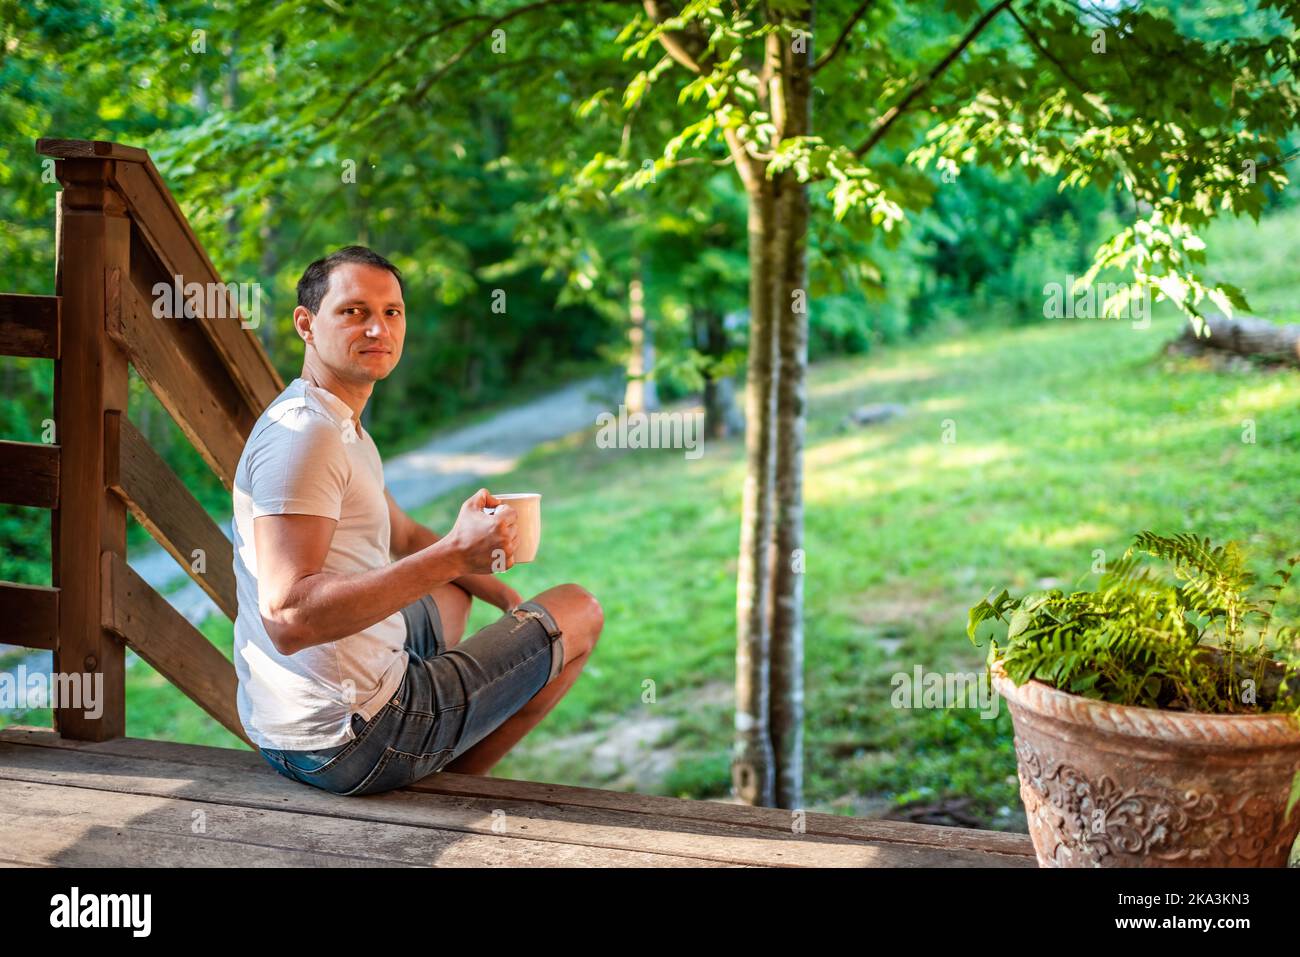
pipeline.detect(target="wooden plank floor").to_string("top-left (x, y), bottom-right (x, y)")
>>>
top-left (0, 726), bottom-right (1036, 867)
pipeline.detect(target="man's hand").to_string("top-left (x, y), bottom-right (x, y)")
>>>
top-left (445, 488), bottom-right (518, 574)
top-left (385, 489), bottom-right (523, 615)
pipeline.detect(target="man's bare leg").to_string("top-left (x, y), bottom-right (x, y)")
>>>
top-left (430, 580), bottom-right (472, 649)
top-left (442, 583), bottom-right (603, 775)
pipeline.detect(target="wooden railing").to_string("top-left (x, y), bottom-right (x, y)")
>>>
top-left (0, 138), bottom-right (286, 748)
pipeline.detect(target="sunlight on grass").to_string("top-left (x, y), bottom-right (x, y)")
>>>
top-left (929, 339), bottom-right (988, 359)
top-left (916, 396), bottom-right (967, 413)
top-left (808, 360), bottom-right (940, 401)
top-left (1222, 378), bottom-right (1300, 415)
top-left (802, 431), bottom-right (894, 471)
top-left (1034, 522), bottom-right (1120, 549)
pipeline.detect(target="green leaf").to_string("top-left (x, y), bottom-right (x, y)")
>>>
top-left (623, 71), bottom-right (649, 111)
top-left (1287, 769), bottom-right (1300, 822)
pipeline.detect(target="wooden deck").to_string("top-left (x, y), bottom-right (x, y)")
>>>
top-left (0, 726), bottom-right (1036, 867)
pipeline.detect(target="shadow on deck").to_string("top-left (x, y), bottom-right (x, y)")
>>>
top-left (0, 727), bottom-right (1035, 867)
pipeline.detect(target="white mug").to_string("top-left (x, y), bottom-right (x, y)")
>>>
top-left (482, 492), bottom-right (542, 563)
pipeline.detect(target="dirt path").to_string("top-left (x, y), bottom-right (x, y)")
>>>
top-left (382, 374), bottom-right (622, 510)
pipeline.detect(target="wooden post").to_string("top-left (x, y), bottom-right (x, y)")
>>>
top-left (52, 158), bottom-right (129, 740)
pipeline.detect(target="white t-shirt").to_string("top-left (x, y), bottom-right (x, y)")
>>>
top-left (232, 376), bottom-right (408, 750)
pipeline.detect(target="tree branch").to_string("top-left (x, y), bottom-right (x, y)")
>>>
top-left (852, 0), bottom-right (1013, 159)
top-left (642, 0), bottom-right (709, 74)
top-left (1008, 4), bottom-right (1098, 109)
top-left (663, 154), bottom-right (737, 168)
top-left (1256, 145), bottom-right (1300, 170)
top-left (320, 11), bottom-right (492, 130)
top-left (812, 0), bottom-right (875, 74)
top-left (642, 0), bottom-right (764, 188)
top-left (407, 0), bottom-right (621, 107)
top-left (315, 0), bottom-right (641, 136)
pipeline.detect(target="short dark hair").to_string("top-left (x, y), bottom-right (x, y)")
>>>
top-left (296, 245), bottom-right (405, 313)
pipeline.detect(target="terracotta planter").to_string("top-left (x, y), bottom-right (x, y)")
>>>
top-left (992, 661), bottom-right (1300, 867)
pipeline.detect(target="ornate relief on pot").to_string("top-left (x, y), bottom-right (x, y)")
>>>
top-left (1013, 737), bottom-right (1285, 867)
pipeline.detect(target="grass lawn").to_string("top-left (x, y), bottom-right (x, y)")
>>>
top-left (7, 209), bottom-right (1299, 829)
top-left (443, 308), bottom-right (1300, 824)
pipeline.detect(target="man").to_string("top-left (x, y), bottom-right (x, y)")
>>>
top-left (232, 245), bottom-right (603, 797)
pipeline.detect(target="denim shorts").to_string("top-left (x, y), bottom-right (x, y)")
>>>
top-left (258, 594), bottom-right (565, 796)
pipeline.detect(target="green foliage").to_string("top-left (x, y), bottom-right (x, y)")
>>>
top-left (6, 0), bottom-right (1300, 439)
top-left (969, 531), bottom-right (1300, 715)
top-left (1, 0), bottom-right (631, 493)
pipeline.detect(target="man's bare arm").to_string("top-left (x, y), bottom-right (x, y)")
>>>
top-left (385, 490), bottom-right (522, 612)
top-left (257, 488), bottom-right (517, 655)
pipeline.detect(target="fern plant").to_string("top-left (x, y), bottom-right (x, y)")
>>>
top-left (968, 532), bottom-right (1300, 716)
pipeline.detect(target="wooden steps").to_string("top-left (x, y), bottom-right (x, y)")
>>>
top-left (0, 727), bottom-right (1036, 868)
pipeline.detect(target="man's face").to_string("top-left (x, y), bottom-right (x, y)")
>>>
top-left (296, 262), bottom-right (405, 382)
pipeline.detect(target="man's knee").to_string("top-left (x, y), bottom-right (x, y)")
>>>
top-left (563, 583), bottom-right (603, 645)
top-left (582, 587), bottom-right (604, 638)
top-left (533, 583), bottom-right (603, 655)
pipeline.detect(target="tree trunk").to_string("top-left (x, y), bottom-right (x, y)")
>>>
top-left (623, 264), bottom-right (658, 412)
top-left (1169, 314), bottom-right (1300, 363)
top-left (764, 93), bottom-right (806, 811)
top-left (647, 0), bottom-right (809, 810)
top-left (695, 306), bottom-right (743, 439)
top-left (768, 5), bottom-right (812, 811)
top-left (258, 196), bottom-right (277, 350)
top-left (224, 38), bottom-right (240, 254)
top-left (732, 160), bottom-right (779, 809)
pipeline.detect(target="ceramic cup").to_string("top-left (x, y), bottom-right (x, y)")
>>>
top-left (482, 492), bottom-right (542, 563)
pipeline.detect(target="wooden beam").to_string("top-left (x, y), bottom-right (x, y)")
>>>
top-left (0, 440), bottom-right (59, 509)
top-left (108, 273), bottom-right (250, 490)
top-left (100, 552), bottom-right (250, 747)
top-left (108, 158), bottom-right (282, 413)
top-left (104, 411), bottom-right (237, 620)
top-left (0, 582), bottom-right (58, 651)
top-left (36, 137), bottom-right (281, 425)
top-left (0, 295), bottom-right (60, 359)
top-left (35, 139), bottom-right (151, 164)
top-left (51, 156), bottom-right (129, 741)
